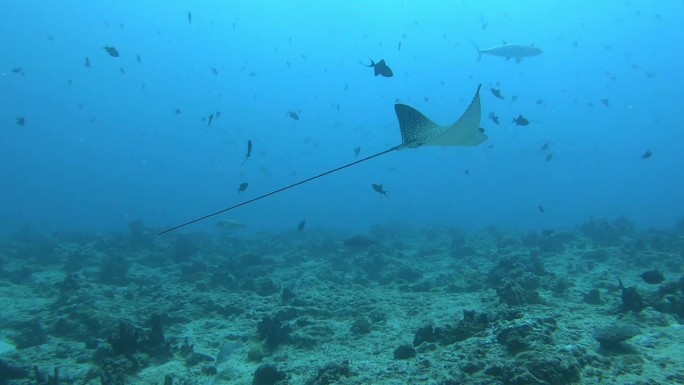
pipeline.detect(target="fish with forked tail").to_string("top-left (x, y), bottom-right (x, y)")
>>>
top-left (490, 88), bottom-right (504, 99)
top-left (361, 58), bottom-right (393, 77)
top-left (470, 39), bottom-right (542, 63)
top-left (372, 184), bottom-right (388, 196)
top-left (512, 114), bottom-right (529, 126)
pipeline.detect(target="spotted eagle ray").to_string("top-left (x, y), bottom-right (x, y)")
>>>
top-left (158, 85), bottom-right (487, 235)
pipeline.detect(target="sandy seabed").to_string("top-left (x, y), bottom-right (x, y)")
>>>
top-left (1, 217), bottom-right (683, 385)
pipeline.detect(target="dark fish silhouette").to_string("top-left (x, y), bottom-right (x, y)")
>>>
top-left (545, 153), bottom-right (553, 162)
top-left (188, 11), bottom-right (192, 24)
top-left (354, 146), bottom-right (361, 158)
top-left (242, 140), bottom-right (252, 164)
top-left (11, 68), bottom-right (23, 75)
top-left (640, 150), bottom-right (652, 159)
top-left (540, 142), bottom-right (550, 151)
top-left (238, 182), bottom-right (249, 193)
top-left (136, 54), bottom-right (141, 63)
top-left (601, 98), bottom-right (610, 106)
top-left (119, 67), bottom-right (125, 74)
top-left (362, 59), bottom-right (393, 77)
top-left (287, 110), bottom-right (300, 120)
top-left (103, 46), bottom-right (119, 57)
top-left (490, 88), bottom-right (504, 99)
top-left (372, 184), bottom-right (388, 196)
top-left (158, 85), bottom-right (488, 235)
top-left (617, 278), bottom-right (645, 312)
top-left (536, 99), bottom-right (544, 105)
top-left (297, 220), bottom-right (306, 231)
top-left (537, 204), bottom-right (545, 213)
top-left (512, 114), bottom-right (529, 126)
top-left (207, 113), bottom-right (214, 126)
top-left (16, 117), bottom-right (25, 126)
top-left (344, 235), bottom-right (377, 250)
top-left (84, 57), bottom-right (90, 67)
top-left (488, 112), bottom-right (500, 125)
top-left (640, 270), bottom-right (664, 284)
top-left (175, 109), bottom-right (182, 114)
top-left (211, 67), bottom-right (218, 75)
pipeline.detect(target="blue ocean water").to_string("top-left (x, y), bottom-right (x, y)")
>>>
top-left (2, 0), bottom-right (683, 235)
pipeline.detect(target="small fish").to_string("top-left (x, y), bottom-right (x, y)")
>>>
top-left (545, 153), bottom-right (553, 162)
top-left (344, 235), bottom-right (377, 250)
top-left (287, 110), bottom-right (300, 120)
top-left (512, 114), bottom-right (529, 126)
top-left (84, 57), bottom-right (91, 67)
top-left (175, 108), bottom-right (182, 115)
top-left (641, 150), bottom-right (652, 159)
top-left (297, 220), bottom-right (306, 231)
top-left (540, 142), bottom-right (550, 151)
top-left (537, 204), bottom-right (545, 213)
top-left (488, 112), bottom-right (500, 125)
top-left (136, 54), bottom-right (141, 63)
top-left (242, 140), bottom-right (252, 164)
top-left (536, 99), bottom-right (543, 105)
top-left (11, 68), bottom-right (23, 74)
top-left (188, 11), bottom-right (192, 24)
top-left (216, 219), bottom-right (246, 230)
top-left (464, 169), bottom-right (470, 175)
top-left (119, 67), bottom-right (125, 74)
top-left (511, 95), bottom-right (518, 102)
top-left (354, 146), bottom-right (361, 158)
top-left (372, 184), bottom-right (388, 196)
top-left (601, 98), bottom-right (610, 106)
top-left (238, 182), bottom-right (249, 193)
top-left (211, 67), bottom-right (219, 75)
top-left (103, 46), bottom-right (119, 57)
top-left (490, 88), bottom-right (504, 99)
top-left (640, 270), bottom-right (664, 284)
top-left (215, 111), bottom-right (221, 119)
top-left (398, 41), bottom-right (402, 50)
top-left (362, 58), bottom-right (393, 77)
top-left (16, 117), bottom-right (25, 126)
top-left (207, 113), bottom-right (214, 126)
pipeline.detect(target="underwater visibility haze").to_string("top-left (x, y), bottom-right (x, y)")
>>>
top-left (1, 1), bottom-right (684, 385)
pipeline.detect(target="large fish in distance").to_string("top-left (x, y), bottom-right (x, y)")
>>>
top-left (470, 40), bottom-right (542, 63)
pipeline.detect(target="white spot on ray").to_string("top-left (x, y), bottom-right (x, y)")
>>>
top-left (394, 85), bottom-right (487, 149)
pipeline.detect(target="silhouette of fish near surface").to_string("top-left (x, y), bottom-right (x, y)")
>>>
top-left (103, 46), bottom-right (119, 57)
top-left (362, 59), bottom-right (393, 77)
top-left (512, 114), bottom-right (529, 126)
top-left (470, 40), bottom-right (542, 63)
top-left (372, 184), bottom-right (388, 196)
